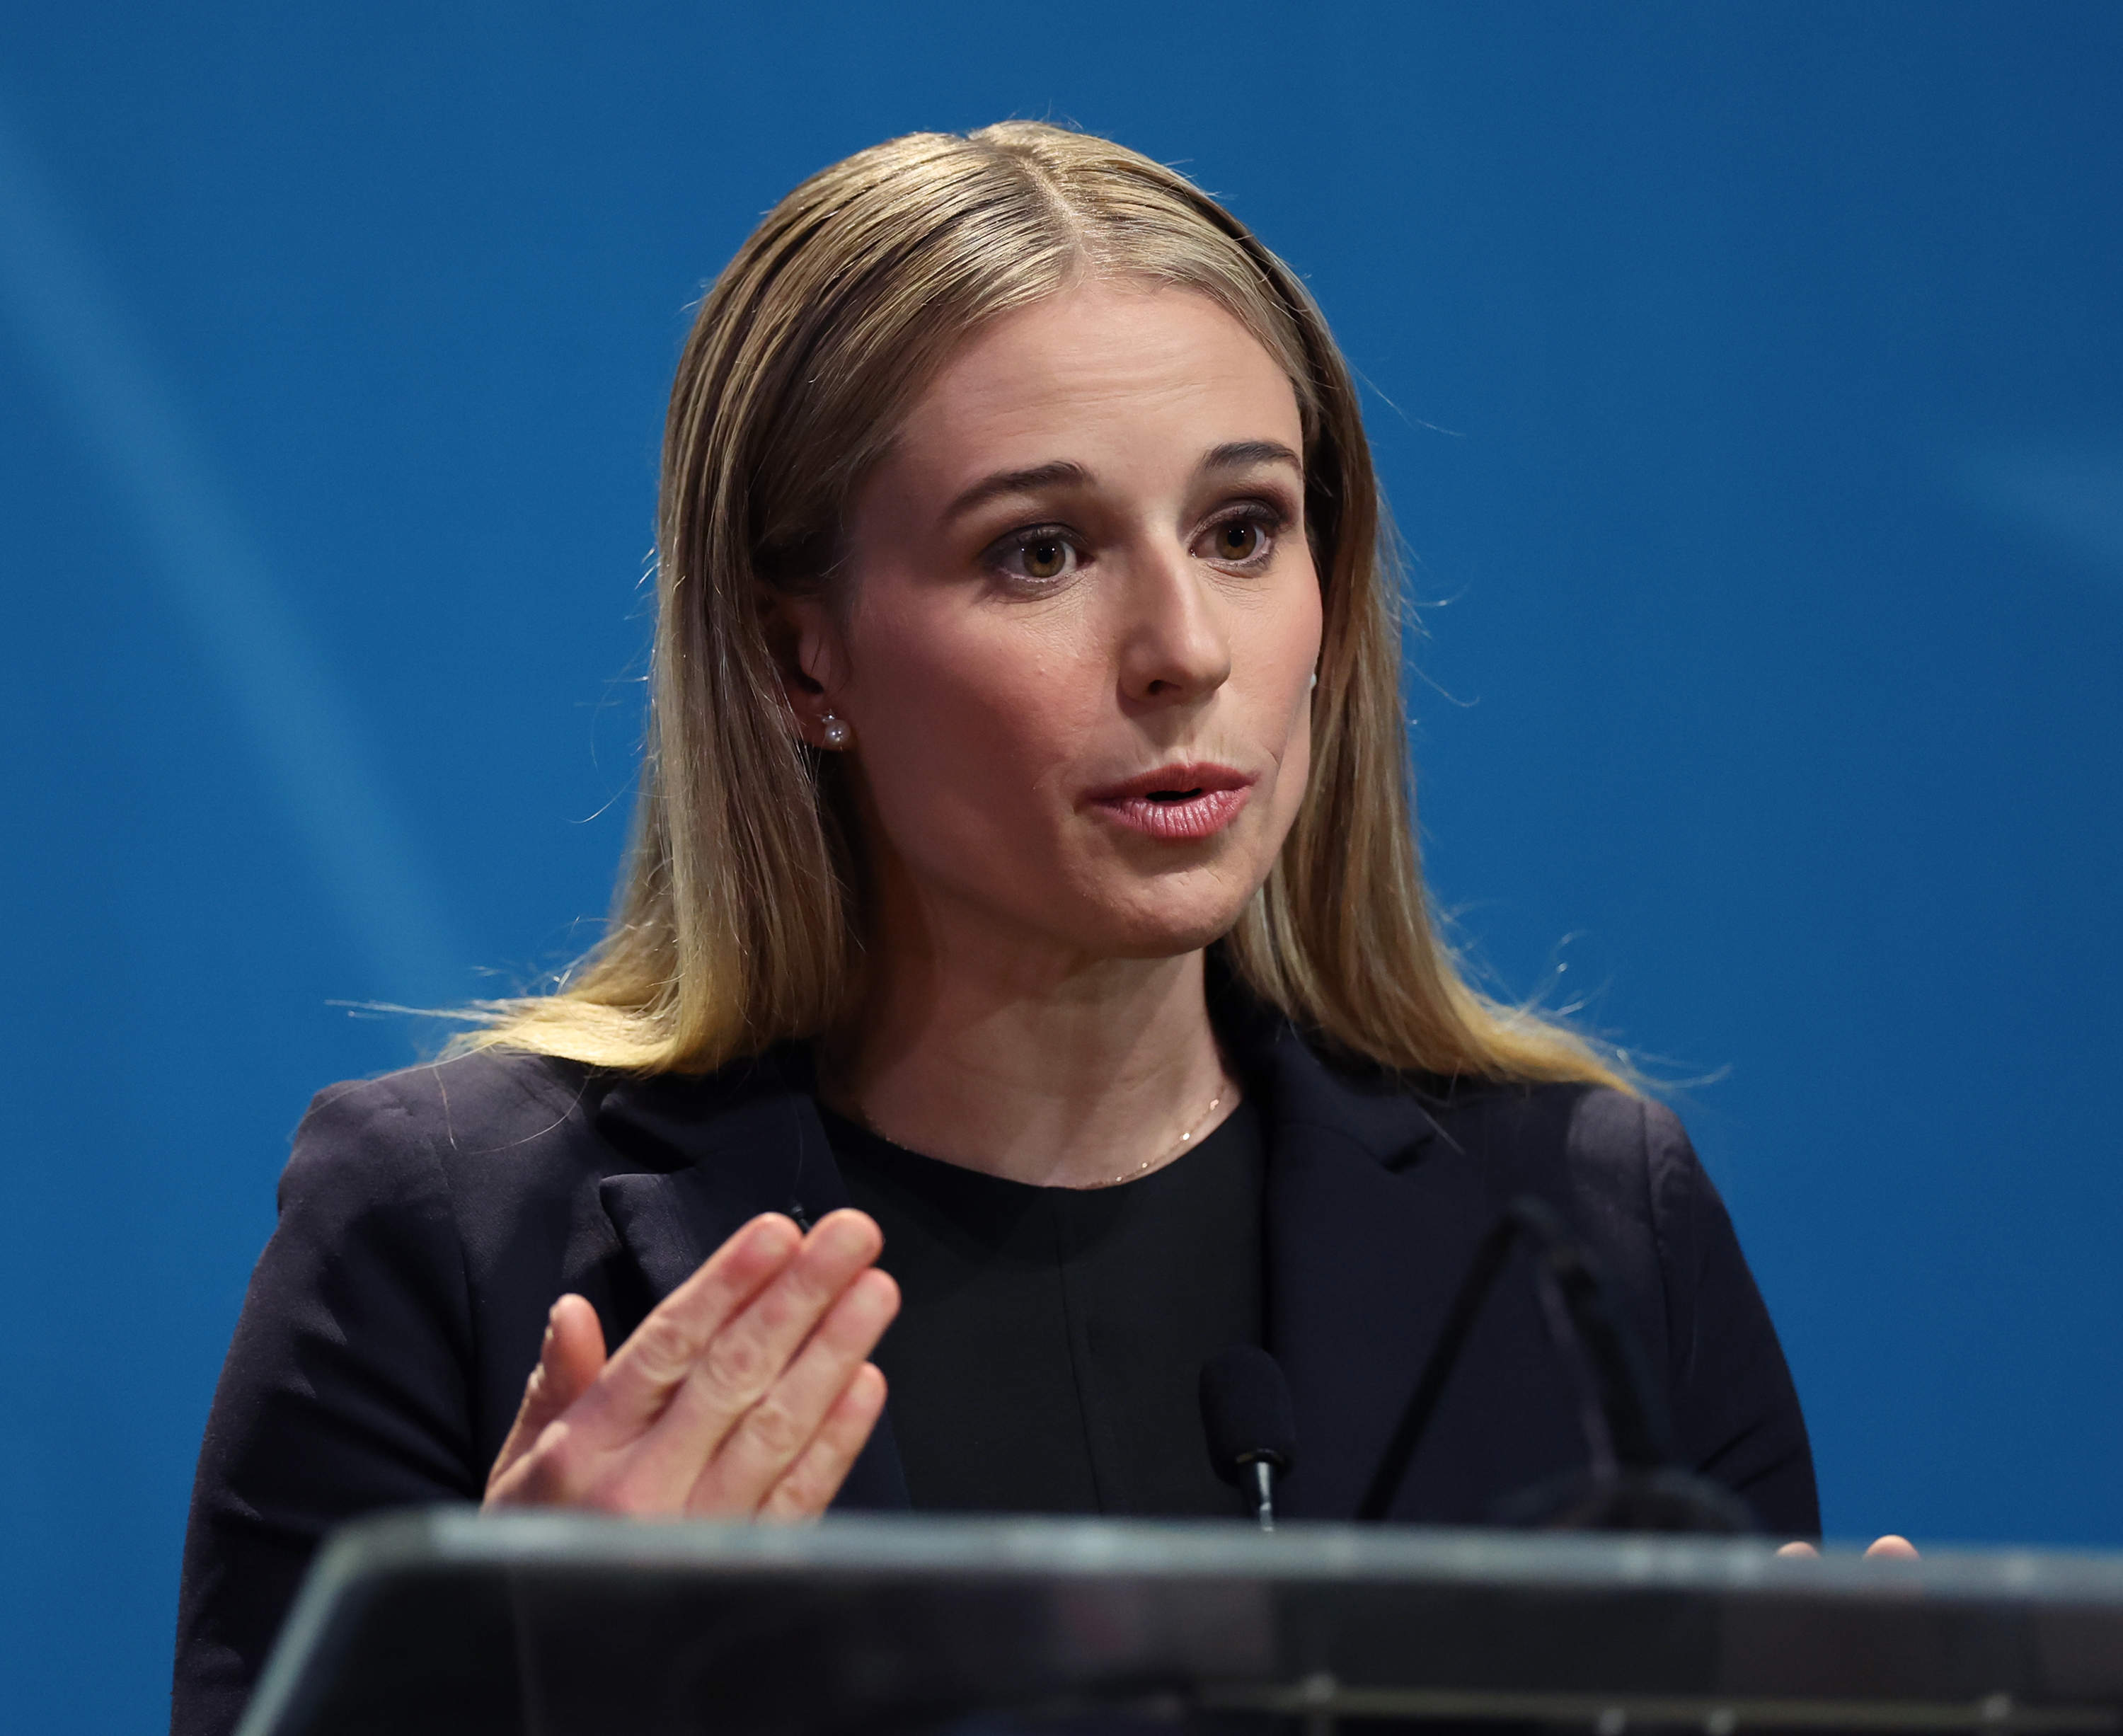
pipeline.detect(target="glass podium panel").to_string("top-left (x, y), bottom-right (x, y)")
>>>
top-left (238, 1511), bottom-right (2123, 1736)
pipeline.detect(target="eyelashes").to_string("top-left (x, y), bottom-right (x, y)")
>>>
top-left (993, 527), bottom-right (1081, 583)
top-left (982, 502), bottom-right (1291, 590)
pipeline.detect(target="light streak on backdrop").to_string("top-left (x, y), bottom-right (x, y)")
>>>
top-left (0, 105), bottom-right (464, 1005)
top-left (1963, 444), bottom-right (2123, 583)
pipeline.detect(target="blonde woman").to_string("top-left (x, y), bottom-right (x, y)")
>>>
top-left (173, 123), bottom-right (1815, 1735)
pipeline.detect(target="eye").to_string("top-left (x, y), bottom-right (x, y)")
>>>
top-left (1020, 534), bottom-right (1072, 580)
top-left (989, 525), bottom-right (1084, 585)
top-left (1195, 508), bottom-right (1281, 568)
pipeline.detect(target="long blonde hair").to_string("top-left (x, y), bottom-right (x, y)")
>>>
top-left (468, 122), bottom-right (1626, 1092)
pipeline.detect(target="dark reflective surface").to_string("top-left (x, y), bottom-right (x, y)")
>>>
top-left (241, 1512), bottom-right (2123, 1736)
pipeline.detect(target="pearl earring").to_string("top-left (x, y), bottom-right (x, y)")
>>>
top-left (819, 713), bottom-right (851, 749)
top-left (1308, 672), bottom-right (1318, 691)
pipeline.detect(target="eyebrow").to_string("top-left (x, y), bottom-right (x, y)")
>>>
top-left (943, 459), bottom-right (1091, 524)
top-left (1202, 439), bottom-right (1304, 476)
top-left (943, 440), bottom-right (1303, 525)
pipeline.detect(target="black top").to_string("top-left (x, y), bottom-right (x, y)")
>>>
top-left (171, 980), bottom-right (1818, 1736)
top-left (825, 1099), bottom-right (1265, 1518)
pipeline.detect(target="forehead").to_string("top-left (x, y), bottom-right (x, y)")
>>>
top-left (893, 280), bottom-right (1302, 477)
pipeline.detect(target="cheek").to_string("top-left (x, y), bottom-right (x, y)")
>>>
top-left (1241, 570), bottom-right (1323, 824)
top-left (1244, 570), bottom-right (1324, 736)
top-left (846, 604), bottom-right (1094, 836)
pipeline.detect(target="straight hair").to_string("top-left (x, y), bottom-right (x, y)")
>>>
top-left (464, 122), bottom-right (1628, 1093)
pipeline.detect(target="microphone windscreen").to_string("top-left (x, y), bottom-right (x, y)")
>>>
top-left (1199, 1345), bottom-right (1297, 1482)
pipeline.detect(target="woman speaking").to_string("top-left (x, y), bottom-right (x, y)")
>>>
top-left (172, 122), bottom-right (1817, 1734)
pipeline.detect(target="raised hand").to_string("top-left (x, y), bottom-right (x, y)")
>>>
top-left (484, 1208), bottom-right (899, 1519)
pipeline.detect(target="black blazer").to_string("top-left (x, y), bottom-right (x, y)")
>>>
top-left (172, 991), bottom-right (1816, 1735)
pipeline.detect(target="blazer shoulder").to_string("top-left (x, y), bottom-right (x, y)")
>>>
top-left (1416, 1081), bottom-right (1725, 1294)
top-left (283, 1048), bottom-right (609, 1207)
top-left (1420, 1076), bottom-right (1666, 1186)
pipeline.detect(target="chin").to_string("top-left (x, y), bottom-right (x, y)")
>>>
top-left (1071, 886), bottom-right (1258, 962)
top-left (1047, 834), bottom-right (1280, 952)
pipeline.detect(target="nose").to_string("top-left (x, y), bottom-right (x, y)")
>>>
top-left (1116, 543), bottom-right (1232, 709)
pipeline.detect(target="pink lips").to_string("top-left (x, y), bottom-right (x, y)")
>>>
top-left (1087, 763), bottom-right (1255, 841)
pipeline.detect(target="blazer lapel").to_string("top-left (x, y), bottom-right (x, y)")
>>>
top-left (587, 1003), bottom-right (1552, 1524)
top-left (594, 1050), bottom-right (911, 1511)
top-left (1233, 1012), bottom-right (1502, 1520)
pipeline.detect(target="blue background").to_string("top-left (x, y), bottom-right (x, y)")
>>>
top-left (3, 3), bottom-right (2119, 1727)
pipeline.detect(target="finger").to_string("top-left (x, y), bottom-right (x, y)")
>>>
top-left (629, 1210), bottom-right (885, 1491)
top-left (546, 1294), bottom-right (610, 1405)
top-left (1865, 1534), bottom-right (1920, 1558)
top-left (686, 1266), bottom-right (899, 1513)
top-left (486, 1296), bottom-right (608, 1502)
top-left (755, 1362), bottom-right (890, 1522)
top-left (570, 1214), bottom-right (803, 1443)
top-left (1774, 1541), bottom-right (1819, 1558)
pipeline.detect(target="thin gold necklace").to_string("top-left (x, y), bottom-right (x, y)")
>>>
top-left (840, 1075), bottom-right (1234, 1190)
top-left (1076, 1080), bottom-right (1231, 1189)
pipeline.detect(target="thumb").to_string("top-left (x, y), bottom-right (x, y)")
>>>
top-left (486, 1295), bottom-right (608, 1499)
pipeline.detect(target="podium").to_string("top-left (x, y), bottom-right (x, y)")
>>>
top-left (238, 1510), bottom-right (2123, 1736)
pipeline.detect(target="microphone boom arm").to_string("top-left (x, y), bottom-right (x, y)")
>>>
top-left (1357, 1195), bottom-right (1677, 1523)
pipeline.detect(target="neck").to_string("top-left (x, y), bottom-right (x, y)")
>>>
top-left (822, 899), bottom-right (1233, 1190)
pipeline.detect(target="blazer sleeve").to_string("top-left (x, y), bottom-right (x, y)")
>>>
top-left (1642, 1100), bottom-right (1819, 1537)
top-left (171, 1079), bottom-right (482, 1736)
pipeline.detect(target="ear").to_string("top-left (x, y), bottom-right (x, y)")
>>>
top-left (757, 587), bottom-right (850, 750)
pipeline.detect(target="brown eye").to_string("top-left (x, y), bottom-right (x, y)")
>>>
top-left (1210, 520), bottom-right (1265, 563)
top-left (1022, 536), bottom-right (1070, 580)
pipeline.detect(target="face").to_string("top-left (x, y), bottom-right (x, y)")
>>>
top-left (788, 280), bottom-right (1323, 967)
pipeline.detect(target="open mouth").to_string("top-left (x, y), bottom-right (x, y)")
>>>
top-left (1088, 765), bottom-right (1255, 841)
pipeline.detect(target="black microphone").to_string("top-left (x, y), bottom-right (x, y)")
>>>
top-left (1200, 1345), bottom-right (1296, 1531)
